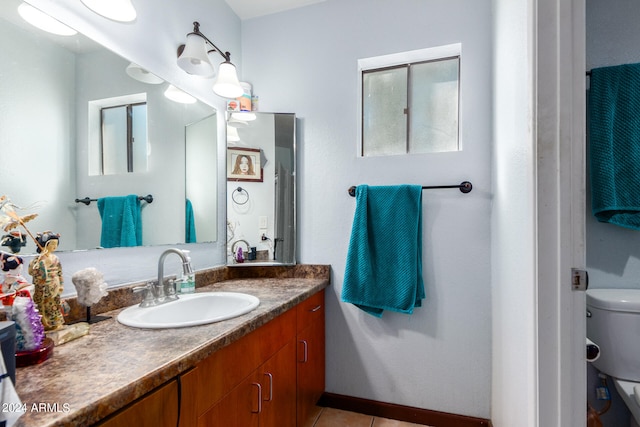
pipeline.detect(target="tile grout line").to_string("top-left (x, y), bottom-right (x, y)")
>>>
top-left (311, 406), bottom-right (323, 427)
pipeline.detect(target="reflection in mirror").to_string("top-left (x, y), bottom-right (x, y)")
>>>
top-left (186, 114), bottom-right (218, 243)
top-left (91, 97), bottom-right (148, 175)
top-left (0, 0), bottom-right (217, 255)
top-left (227, 113), bottom-right (296, 265)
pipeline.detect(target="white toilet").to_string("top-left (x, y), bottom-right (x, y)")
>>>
top-left (587, 288), bottom-right (640, 427)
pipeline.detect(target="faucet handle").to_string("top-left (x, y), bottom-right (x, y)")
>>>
top-left (132, 283), bottom-right (156, 307)
top-left (164, 277), bottom-right (180, 301)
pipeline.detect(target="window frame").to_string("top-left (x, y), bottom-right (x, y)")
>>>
top-left (100, 102), bottom-right (146, 174)
top-left (357, 43), bottom-right (462, 157)
top-left (88, 93), bottom-right (147, 176)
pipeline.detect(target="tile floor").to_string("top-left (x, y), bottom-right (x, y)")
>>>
top-left (304, 406), bottom-right (433, 427)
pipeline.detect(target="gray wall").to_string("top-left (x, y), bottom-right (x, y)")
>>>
top-left (242, 0), bottom-right (493, 418)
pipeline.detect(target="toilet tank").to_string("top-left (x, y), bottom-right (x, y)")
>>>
top-left (587, 289), bottom-right (640, 382)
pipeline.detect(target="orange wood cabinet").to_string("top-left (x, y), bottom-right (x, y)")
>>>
top-left (296, 290), bottom-right (325, 426)
top-left (96, 379), bottom-right (179, 427)
top-left (196, 340), bottom-right (297, 427)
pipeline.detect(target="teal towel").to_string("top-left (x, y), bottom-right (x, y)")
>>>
top-left (97, 195), bottom-right (142, 248)
top-left (589, 63), bottom-right (640, 229)
top-left (185, 199), bottom-right (197, 243)
top-left (342, 185), bottom-right (425, 317)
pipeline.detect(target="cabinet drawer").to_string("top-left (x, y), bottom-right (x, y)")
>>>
top-left (297, 290), bottom-right (325, 333)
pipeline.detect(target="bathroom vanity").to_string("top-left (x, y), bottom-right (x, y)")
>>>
top-left (12, 266), bottom-right (329, 427)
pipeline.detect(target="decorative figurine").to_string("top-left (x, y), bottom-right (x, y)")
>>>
top-left (0, 195), bottom-right (39, 250)
top-left (0, 252), bottom-right (33, 306)
top-left (28, 231), bottom-right (66, 331)
top-left (1, 231), bottom-right (27, 254)
top-left (1, 252), bottom-right (45, 352)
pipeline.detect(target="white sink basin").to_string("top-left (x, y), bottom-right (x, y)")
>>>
top-left (117, 292), bottom-right (260, 329)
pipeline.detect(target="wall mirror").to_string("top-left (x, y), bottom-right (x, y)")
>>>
top-left (227, 113), bottom-right (296, 265)
top-left (0, 0), bottom-right (218, 255)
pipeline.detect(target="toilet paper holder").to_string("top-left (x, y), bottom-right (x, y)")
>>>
top-left (587, 338), bottom-right (600, 362)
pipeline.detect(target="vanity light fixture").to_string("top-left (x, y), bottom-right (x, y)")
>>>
top-left (177, 22), bottom-right (244, 99)
top-left (80, 0), bottom-right (137, 22)
top-left (227, 126), bottom-right (240, 143)
top-left (17, 3), bottom-right (77, 36)
top-left (164, 85), bottom-right (197, 104)
top-left (125, 63), bottom-right (164, 84)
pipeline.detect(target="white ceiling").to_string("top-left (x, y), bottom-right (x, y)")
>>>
top-left (224, 0), bottom-right (325, 20)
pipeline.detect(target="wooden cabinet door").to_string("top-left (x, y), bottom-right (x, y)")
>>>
top-left (190, 308), bottom-right (296, 422)
top-left (197, 372), bottom-right (260, 427)
top-left (260, 340), bottom-right (296, 427)
top-left (179, 368), bottom-right (199, 427)
top-left (296, 291), bottom-right (325, 426)
top-left (199, 341), bottom-right (297, 427)
top-left (97, 380), bottom-right (178, 427)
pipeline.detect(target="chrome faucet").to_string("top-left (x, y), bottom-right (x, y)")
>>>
top-left (133, 248), bottom-right (194, 307)
top-left (158, 248), bottom-right (193, 299)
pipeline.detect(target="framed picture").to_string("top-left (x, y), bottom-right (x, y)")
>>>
top-left (227, 147), bottom-right (263, 182)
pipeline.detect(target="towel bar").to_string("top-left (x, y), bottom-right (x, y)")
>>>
top-left (75, 194), bottom-right (154, 206)
top-left (347, 181), bottom-right (472, 197)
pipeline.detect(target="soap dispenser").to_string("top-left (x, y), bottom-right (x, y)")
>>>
top-left (178, 250), bottom-right (195, 294)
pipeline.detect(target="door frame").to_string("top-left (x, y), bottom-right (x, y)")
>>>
top-left (536, 0), bottom-right (587, 426)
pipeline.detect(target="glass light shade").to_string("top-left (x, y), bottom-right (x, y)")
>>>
top-left (213, 62), bottom-right (243, 98)
top-left (177, 34), bottom-right (215, 77)
top-left (231, 111), bottom-right (257, 122)
top-left (18, 3), bottom-right (77, 36)
top-left (126, 63), bottom-right (163, 84)
top-left (80, 0), bottom-right (137, 22)
top-left (205, 50), bottom-right (218, 79)
top-left (227, 126), bottom-right (240, 142)
top-left (227, 117), bottom-right (248, 128)
top-left (164, 85), bottom-right (197, 104)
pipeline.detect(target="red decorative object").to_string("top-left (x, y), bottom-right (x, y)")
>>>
top-left (16, 337), bottom-right (54, 367)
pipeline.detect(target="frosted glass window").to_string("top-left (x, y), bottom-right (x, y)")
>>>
top-left (360, 50), bottom-right (460, 157)
top-left (131, 104), bottom-right (148, 172)
top-left (101, 107), bottom-right (127, 175)
top-left (410, 58), bottom-right (459, 153)
top-left (362, 67), bottom-right (408, 156)
top-left (100, 103), bottom-right (147, 175)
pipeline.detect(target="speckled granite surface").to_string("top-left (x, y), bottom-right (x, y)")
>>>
top-left (12, 265), bottom-right (330, 427)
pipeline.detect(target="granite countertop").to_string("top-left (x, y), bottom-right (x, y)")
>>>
top-left (13, 272), bottom-right (329, 427)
